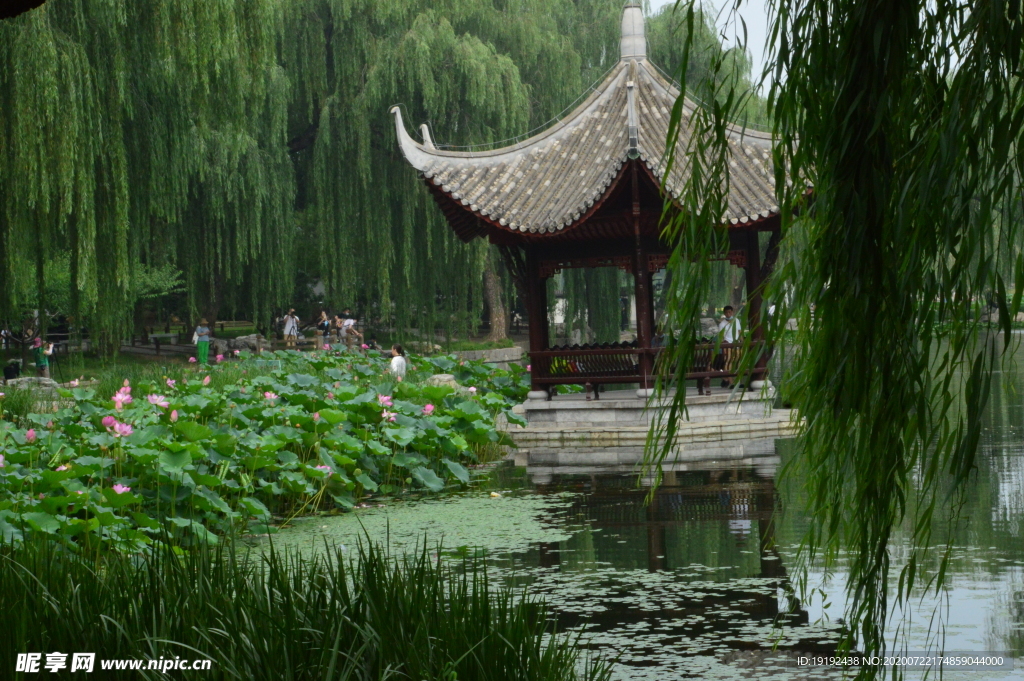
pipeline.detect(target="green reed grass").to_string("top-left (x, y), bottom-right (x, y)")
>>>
top-left (0, 385), bottom-right (36, 423)
top-left (2, 536), bottom-right (608, 681)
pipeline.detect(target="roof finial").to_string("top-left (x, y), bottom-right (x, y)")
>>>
top-left (620, 2), bottom-right (646, 61)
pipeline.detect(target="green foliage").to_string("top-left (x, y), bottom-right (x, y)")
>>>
top-left (650, 0), bottom-right (1024, 676)
top-left (0, 0), bottom-right (638, 347)
top-left (646, 2), bottom-right (768, 127)
top-left (1, 536), bottom-right (609, 681)
top-left (0, 350), bottom-right (529, 550)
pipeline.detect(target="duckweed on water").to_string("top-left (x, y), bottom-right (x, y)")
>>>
top-left (268, 489), bottom-right (579, 556)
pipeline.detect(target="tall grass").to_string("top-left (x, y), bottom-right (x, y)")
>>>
top-left (0, 385), bottom-right (36, 422)
top-left (2, 537), bottom-right (608, 681)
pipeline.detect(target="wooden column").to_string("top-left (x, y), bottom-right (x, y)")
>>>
top-left (525, 247), bottom-right (549, 392)
top-left (742, 229), bottom-right (766, 381)
top-left (633, 254), bottom-right (654, 388)
top-left (631, 163), bottom-right (654, 389)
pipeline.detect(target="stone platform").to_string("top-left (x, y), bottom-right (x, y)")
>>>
top-left (508, 386), bottom-right (796, 473)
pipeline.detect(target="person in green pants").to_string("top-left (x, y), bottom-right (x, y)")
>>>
top-left (195, 318), bottom-right (211, 364)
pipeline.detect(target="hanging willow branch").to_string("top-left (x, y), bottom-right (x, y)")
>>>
top-left (649, 0), bottom-right (1024, 676)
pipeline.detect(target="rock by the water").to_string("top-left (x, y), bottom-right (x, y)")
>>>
top-left (213, 334), bottom-right (264, 354)
top-left (4, 376), bottom-right (60, 392)
top-left (700, 317), bottom-right (719, 338)
top-left (425, 374), bottom-right (460, 389)
top-left (407, 341), bottom-right (442, 354)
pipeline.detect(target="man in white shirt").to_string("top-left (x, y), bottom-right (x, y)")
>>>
top-left (283, 308), bottom-right (299, 348)
top-left (717, 306), bottom-right (742, 343)
top-left (715, 306), bottom-right (742, 387)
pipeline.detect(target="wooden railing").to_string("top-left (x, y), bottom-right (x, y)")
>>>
top-left (529, 341), bottom-right (765, 395)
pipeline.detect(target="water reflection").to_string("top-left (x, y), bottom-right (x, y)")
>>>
top-left (264, 362), bottom-right (1024, 678)
top-left (503, 465), bottom-right (839, 679)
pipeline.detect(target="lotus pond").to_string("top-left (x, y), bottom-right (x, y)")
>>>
top-left (0, 350), bottom-right (529, 549)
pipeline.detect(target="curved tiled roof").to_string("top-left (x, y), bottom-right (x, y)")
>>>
top-left (391, 5), bottom-right (777, 236)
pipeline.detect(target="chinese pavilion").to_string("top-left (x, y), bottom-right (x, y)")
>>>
top-left (391, 2), bottom-right (779, 398)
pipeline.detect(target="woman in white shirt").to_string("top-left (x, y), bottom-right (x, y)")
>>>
top-left (388, 344), bottom-right (407, 381)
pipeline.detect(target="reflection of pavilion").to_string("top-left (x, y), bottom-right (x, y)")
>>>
top-left (523, 467), bottom-right (838, 663)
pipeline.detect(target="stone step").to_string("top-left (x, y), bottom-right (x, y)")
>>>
top-left (510, 415), bottom-right (796, 449)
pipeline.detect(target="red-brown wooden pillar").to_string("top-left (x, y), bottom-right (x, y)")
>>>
top-left (525, 247), bottom-right (550, 394)
top-left (634, 252), bottom-right (654, 390)
top-left (742, 229), bottom-right (766, 381)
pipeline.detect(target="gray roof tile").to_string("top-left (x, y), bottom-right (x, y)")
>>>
top-left (390, 14), bottom-right (776, 236)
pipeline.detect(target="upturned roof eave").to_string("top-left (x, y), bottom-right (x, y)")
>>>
top-left (390, 61), bottom-right (630, 168)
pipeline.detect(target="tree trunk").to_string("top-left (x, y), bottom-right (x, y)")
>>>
top-left (483, 261), bottom-right (507, 342)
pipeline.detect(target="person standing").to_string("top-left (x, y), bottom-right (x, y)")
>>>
top-left (32, 338), bottom-right (53, 378)
top-left (283, 308), bottom-right (299, 348)
top-left (715, 306), bottom-right (742, 387)
top-left (387, 344), bottom-right (407, 381)
top-left (195, 319), bottom-right (211, 365)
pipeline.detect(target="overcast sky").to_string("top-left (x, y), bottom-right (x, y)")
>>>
top-left (648, 0), bottom-right (771, 87)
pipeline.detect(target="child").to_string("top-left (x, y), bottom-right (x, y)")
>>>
top-left (387, 344), bottom-right (407, 381)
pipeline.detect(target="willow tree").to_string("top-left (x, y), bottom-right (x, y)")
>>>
top-left (282, 0), bottom-right (630, 341)
top-left (1, 0), bottom-right (640, 348)
top-left (652, 0), bottom-right (1024, 674)
top-left (0, 0), bottom-right (294, 350)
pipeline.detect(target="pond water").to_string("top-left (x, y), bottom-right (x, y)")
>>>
top-left (264, 360), bottom-right (1024, 680)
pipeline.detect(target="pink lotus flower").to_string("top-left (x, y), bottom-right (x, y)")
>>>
top-left (202, 375), bottom-right (211, 386)
top-left (0, 392), bottom-right (4, 398)
top-left (215, 354), bottom-right (224, 363)
top-left (526, 364), bottom-right (531, 372)
top-left (314, 464), bottom-right (332, 477)
top-left (0, 454), bottom-right (5, 468)
top-left (189, 357), bottom-right (197, 363)
top-left (170, 410), bottom-right (179, 422)
top-left (46, 421), bottom-right (53, 429)
top-left (56, 464), bottom-right (69, 472)
top-left (147, 394), bottom-right (170, 408)
top-left (381, 410), bottom-right (397, 422)
top-left (112, 484), bottom-right (131, 494)
top-left (323, 343), bottom-right (331, 350)
top-left (102, 415), bottom-right (117, 428)
top-left (70, 379), bottom-right (79, 387)
top-left (377, 394), bottom-right (393, 407)
top-left (166, 378), bottom-right (176, 388)
top-left (422, 404), bottom-right (435, 415)
top-left (326, 392), bottom-right (334, 400)
top-left (233, 349), bottom-right (240, 356)
top-left (112, 387), bottom-right (133, 410)
top-left (113, 422), bottom-right (134, 438)
top-left (361, 344), bottom-right (369, 349)
top-left (123, 379), bottom-right (130, 388)
top-left (468, 387), bottom-right (477, 394)
top-left (75, 490), bottom-right (84, 495)
top-left (264, 392), bottom-right (278, 400)
top-left (25, 429), bottom-right (37, 443)
top-left (313, 412), bottom-right (320, 422)
top-left (38, 493), bottom-right (44, 500)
